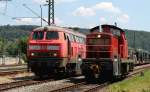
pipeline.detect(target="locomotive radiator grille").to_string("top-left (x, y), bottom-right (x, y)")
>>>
top-left (86, 45), bottom-right (112, 58)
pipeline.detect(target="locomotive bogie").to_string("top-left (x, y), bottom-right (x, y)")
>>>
top-left (28, 58), bottom-right (68, 75)
top-left (81, 59), bottom-right (113, 80)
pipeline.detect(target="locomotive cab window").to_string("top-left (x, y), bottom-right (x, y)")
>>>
top-left (75, 36), bottom-right (80, 43)
top-left (110, 28), bottom-right (121, 37)
top-left (32, 31), bottom-right (44, 40)
top-left (46, 31), bottom-right (59, 40)
top-left (69, 34), bottom-right (75, 42)
top-left (66, 33), bottom-right (75, 42)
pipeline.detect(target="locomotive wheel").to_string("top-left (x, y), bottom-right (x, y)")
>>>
top-left (85, 74), bottom-right (95, 81)
top-left (99, 70), bottom-right (113, 81)
top-left (66, 68), bottom-right (76, 76)
top-left (54, 67), bottom-right (67, 78)
top-left (34, 72), bottom-right (44, 78)
top-left (66, 63), bottom-right (77, 76)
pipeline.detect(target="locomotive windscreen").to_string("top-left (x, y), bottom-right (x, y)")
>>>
top-left (46, 31), bottom-right (59, 40)
top-left (32, 31), bottom-right (44, 40)
top-left (32, 31), bottom-right (59, 40)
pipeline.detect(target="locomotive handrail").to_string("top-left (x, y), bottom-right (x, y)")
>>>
top-left (84, 58), bottom-right (112, 60)
top-left (87, 51), bottom-right (112, 52)
top-left (86, 45), bottom-right (112, 46)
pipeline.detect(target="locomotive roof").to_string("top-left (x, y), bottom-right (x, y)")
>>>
top-left (90, 24), bottom-right (124, 32)
top-left (33, 26), bottom-right (86, 38)
top-left (101, 24), bottom-right (124, 32)
top-left (87, 31), bottom-right (113, 36)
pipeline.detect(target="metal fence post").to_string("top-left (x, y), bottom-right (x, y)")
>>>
top-left (2, 55), bottom-right (5, 65)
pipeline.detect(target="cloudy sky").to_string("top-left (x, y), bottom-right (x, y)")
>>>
top-left (0, 0), bottom-right (150, 31)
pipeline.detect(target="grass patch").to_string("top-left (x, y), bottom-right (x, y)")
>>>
top-left (107, 69), bottom-right (150, 92)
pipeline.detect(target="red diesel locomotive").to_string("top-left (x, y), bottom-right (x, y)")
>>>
top-left (27, 26), bottom-right (86, 76)
top-left (81, 24), bottom-right (134, 80)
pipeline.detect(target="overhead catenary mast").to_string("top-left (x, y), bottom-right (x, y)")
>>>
top-left (47, 0), bottom-right (55, 25)
top-left (0, 0), bottom-right (12, 14)
top-left (0, 0), bottom-right (55, 26)
top-left (22, 4), bottom-right (48, 24)
top-left (0, 0), bottom-right (11, 1)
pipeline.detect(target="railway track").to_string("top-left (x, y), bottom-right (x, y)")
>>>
top-left (0, 78), bottom-right (54, 92)
top-left (0, 69), bottom-right (28, 76)
top-left (0, 75), bottom-right (79, 92)
top-left (48, 64), bottom-right (150, 92)
top-left (0, 64), bottom-right (27, 71)
top-left (49, 82), bottom-right (109, 92)
top-left (0, 64), bottom-right (149, 92)
top-left (0, 64), bottom-right (27, 67)
top-left (0, 64), bottom-right (27, 76)
top-left (128, 64), bottom-right (150, 77)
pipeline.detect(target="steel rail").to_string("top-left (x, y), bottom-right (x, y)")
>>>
top-left (49, 64), bottom-right (150, 92)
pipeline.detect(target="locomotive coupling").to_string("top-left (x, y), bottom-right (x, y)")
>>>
top-left (90, 64), bottom-right (101, 74)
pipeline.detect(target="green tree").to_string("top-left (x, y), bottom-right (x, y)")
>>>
top-left (18, 37), bottom-right (28, 62)
top-left (18, 36), bottom-right (28, 54)
top-left (6, 41), bottom-right (18, 55)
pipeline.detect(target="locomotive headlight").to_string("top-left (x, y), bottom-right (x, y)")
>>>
top-left (78, 57), bottom-right (82, 62)
top-left (114, 56), bottom-right (118, 62)
top-left (31, 52), bottom-right (35, 56)
top-left (114, 58), bottom-right (118, 62)
top-left (53, 53), bottom-right (57, 57)
top-left (97, 34), bottom-right (101, 38)
top-left (47, 45), bottom-right (60, 50)
top-left (29, 45), bottom-right (40, 50)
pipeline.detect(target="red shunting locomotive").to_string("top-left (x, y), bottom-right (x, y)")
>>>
top-left (27, 26), bottom-right (86, 76)
top-left (81, 24), bottom-right (134, 80)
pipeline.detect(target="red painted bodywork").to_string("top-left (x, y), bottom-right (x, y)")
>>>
top-left (27, 26), bottom-right (86, 62)
top-left (86, 25), bottom-right (128, 61)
